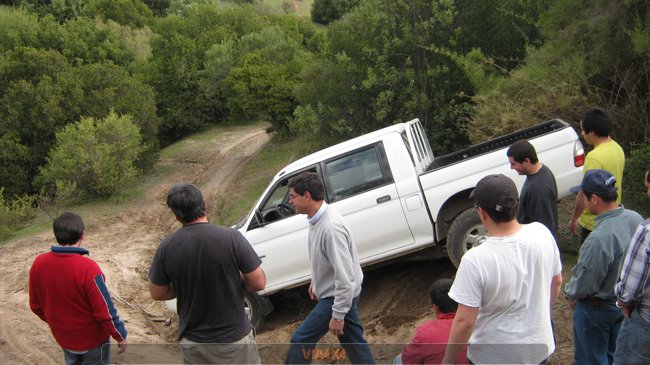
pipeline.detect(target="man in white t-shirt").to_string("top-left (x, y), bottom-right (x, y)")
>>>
top-left (442, 174), bottom-right (563, 364)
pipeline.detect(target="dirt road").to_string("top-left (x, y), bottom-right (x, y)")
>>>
top-left (0, 124), bottom-right (575, 364)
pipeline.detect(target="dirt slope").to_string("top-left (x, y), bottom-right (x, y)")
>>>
top-left (0, 124), bottom-right (575, 364)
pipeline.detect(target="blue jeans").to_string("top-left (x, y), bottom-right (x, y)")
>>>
top-left (614, 310), bottom-right (650, 365)
top-left (63, 340), bottom-right (109, 365)
top-left (573, 299), bottom-right (622, 365)
top-left (285, 296), bottom-right (374, 364)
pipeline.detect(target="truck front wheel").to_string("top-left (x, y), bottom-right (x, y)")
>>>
top-left (446, 208), bottom-right (487, 267)
top-left (244, 291), bottom-right (273, 331)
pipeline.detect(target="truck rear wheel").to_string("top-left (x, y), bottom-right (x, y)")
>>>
top-left (446, 208), bottom-right (487, 267)
top-left (244, 291), bottom-right (273, 331)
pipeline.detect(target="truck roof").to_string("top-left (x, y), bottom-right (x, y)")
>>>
top-left (277, 122), bottom-right (408, 177)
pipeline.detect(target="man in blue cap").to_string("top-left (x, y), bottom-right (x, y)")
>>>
top-left (564, 169), bottom-right (643, 365)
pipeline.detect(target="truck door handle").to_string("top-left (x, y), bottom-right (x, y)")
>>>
top-left (376, 195), bottom-right (391, 203)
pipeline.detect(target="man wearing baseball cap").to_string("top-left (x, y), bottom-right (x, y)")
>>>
top-left (564, 169), bottom-right (642, 365)
top-left (442, 174), bottom-right (562, 364)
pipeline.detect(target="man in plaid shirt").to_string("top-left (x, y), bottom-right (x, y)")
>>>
top-left (614, 166), bottom-right (650, 365)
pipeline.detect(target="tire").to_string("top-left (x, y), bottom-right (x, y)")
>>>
top-left (244, 291), bottom-right (273, 331)
top-left (446, 208), bottom-right (487, 267)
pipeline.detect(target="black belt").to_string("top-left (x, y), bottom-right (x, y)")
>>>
top-left (580, 296), bottom-right (616, 307)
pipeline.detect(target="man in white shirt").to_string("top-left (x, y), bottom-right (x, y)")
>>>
top-left (442, 174), bottom-right (562, 364)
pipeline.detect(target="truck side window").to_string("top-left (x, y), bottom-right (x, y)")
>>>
top-left (324, 145), bottom-right (391, 202)
top-left (257, 179), bottom-right (293, 222)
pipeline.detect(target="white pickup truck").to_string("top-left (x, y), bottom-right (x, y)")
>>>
top-left (209, 119), bottom-right (584, 327)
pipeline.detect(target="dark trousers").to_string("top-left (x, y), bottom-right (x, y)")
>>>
top-left (285, 296), bottom-right (374, 364)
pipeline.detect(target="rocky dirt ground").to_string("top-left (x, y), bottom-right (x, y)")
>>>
top-left (0, 125), bottom-right (579, 364)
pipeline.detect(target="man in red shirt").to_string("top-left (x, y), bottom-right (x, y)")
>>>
top-left (395, 279), bottom-right (468, 364)
top-left (29, 212), bottom-right (127, 365)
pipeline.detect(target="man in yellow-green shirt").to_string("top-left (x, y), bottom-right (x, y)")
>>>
top-left (569, 107), bottom-right (625, 243)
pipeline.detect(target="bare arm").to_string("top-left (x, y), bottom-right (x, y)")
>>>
top-left (149, 282), bottom-right (176, 301)
top-left (242, 266), bottom-right (266, 293)
top-left (550, 273), bottom-right (563, 305)
top-left (568, 191), bottom-right (586, 235)
top-left (442, 304), bottom-right (479, 364)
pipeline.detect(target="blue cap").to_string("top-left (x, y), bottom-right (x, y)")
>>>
top-left (570, 169), bottom-right (618, 195)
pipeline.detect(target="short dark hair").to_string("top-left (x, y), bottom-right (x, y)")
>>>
top-left (506, 140), bottom-right (539, 164)
top-left (583, 189), bottom-right (618, 203)
top-left (581, 107), bottom-right (612, 137)
top-left (288, 172), bottom-right (324, 201)
top-left (646, 165), bottom-right (650, 184)
top-left (167, 183), bottom-right (205, 223)
top-left (429, 278), bottom-right (457, 314)
top-left (53, 212), bottom-right (84, 245)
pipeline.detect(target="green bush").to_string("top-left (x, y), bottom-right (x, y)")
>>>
top-left (0, 187), bottom-right (36, 241)
top-left (623, 140), bottom-right (650, 217)
top-left (36, 112), bottom-right (146, 198)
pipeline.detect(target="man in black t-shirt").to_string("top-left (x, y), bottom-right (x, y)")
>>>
top-left (507, 140), bottom-right (559, 239)
top-left (149, 183), bottom-right (266, 364)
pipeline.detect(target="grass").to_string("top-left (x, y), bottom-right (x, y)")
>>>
top-left (210, 134), bottom-right (313, 226)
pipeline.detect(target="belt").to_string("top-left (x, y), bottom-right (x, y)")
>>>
top-left (580, 296), bottom-right (616, 307)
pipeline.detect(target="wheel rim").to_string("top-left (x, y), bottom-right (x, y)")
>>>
top-left (462, 223), bottom-right (488, 253)
top-left (243, 295), bottom-right (253, 321)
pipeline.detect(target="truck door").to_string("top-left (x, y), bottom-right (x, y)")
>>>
top-left (242, 170), bottom-right (313, 293)
top-left (321, 142), bottom-right (416, 261)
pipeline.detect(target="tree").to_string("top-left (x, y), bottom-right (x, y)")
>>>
top-left (295, 0), bottom-right (473, 153)
top-left (311, 0), bottom-right (360, 25)
top-left (453, 0), bottom-right (551, 71)
top-left (82, 0), bottom-right (154, 28)
top-left (145, 3), bottom-right (271, 144)
top-left (0, 47), bottom-right (83, 196)
top-left (0, 133), bottom-right (32, 198)
top-left (140, 0), bottom-right (171, 16)
top-left (21, 0), bottom-right (88, 22)
top-left (36, 112), bottom-right (145, 198)
top-left (202, 25), bottom-right (308, 134)
top-left (0, 45), bottom-right (159, 196)
top-left (72, 61), bottom-right (160, 168)
top-left (466, 0), bottom-right (649, 147)
top-left (0, 7), bottom-right (141, 68)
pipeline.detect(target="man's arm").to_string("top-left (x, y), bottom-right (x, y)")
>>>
top-left (28, 268), bottom-right (46, 321)
top-left (550, 273), bottom-right (562, 305)
top-left (568, 191), bottom-right (586, 236)
top-left (242, 266), bottom-right (266, 293)
top-left (564, 241), bottom-right (607, 300)
top-left (149, 282), bottom-right (177, 301)
top-left (615, 223), bottom-right (650, 318)
top-left (442, 304), bottom-right (479, 364)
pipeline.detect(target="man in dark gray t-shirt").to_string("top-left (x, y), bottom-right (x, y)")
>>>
top-left (149, 183), bottom-right (266, 364)
top-left (507, 140), bottom-right (559, 239)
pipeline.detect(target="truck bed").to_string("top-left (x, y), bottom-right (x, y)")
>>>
top-left (425, 119), bottom-right (572, 172)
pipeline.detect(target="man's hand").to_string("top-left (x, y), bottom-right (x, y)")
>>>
top-left (617, 299), bottom-right (634, 319)
top-left (308, 283), bottom-right (318, 301)
top-left (117, 339), bottom-right (127, 354)
top-left (566, 296), bottom-right (577, 310)
top-left (569, 191), bottom-right (586, 236)
top-left (329, 318), bottom-right (344, 336)
top-left (568, 218), bottom-right (579, 236)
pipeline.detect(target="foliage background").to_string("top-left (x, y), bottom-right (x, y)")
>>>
top-left (0, 0), bottom-right (649, 235)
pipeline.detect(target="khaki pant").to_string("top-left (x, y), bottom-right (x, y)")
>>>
top-left (180, 330), bottom-right (260, 364)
